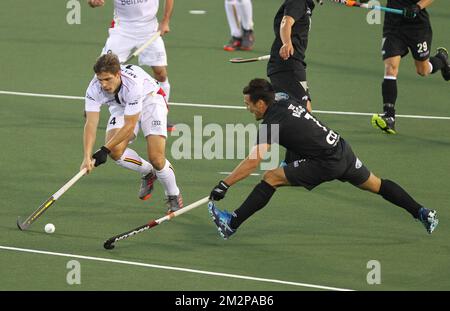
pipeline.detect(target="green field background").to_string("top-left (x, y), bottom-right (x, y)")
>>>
top-left (0, 0), bottom-right (449, 291)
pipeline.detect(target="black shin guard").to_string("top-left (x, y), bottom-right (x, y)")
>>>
top-left (429, 56), bottom-right (445, 74)
top-left (230, 180), bottom-right (276, 229)
top-left (378, 179), bottom-right (422, 218)
top-left (382, 79), bottom-right (397, 117)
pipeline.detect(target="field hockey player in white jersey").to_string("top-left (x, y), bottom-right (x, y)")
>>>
top-left (87, 0), bottom-right (174, 130)
top-left (81, 53), bottom-right (183, 213)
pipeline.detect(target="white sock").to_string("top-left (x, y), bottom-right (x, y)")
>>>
top-left (236, 0), bottom-right (254, 31)
top-left (384, 75), bottom-right (397, 80)
top-left (225, 0), bottom-right (242, 38)
top-left (115, 148), bottom-right (153, 176)
top-left (155, 160), bottom-right (180, 196)
top-left (159, 78), bottom-right (170, 102)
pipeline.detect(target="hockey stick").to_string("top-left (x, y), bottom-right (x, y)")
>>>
top-left (103, 196), bottom-right (210, 249)
top-left (122, 30), bottom-right (161, 64)
top-left (330, 0), bottom-right (403, 15)
top-left (17, 166), bottom-right (90, 231)
top-left (229, 55), bottom-right (270, 64)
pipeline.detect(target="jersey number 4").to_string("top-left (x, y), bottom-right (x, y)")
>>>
top-left (109, 117), bottom-right (117, 125)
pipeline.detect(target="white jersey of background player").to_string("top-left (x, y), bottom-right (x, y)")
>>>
top-left (224, 0), bottom-right (255, 51)
top-left (81, 54), bottom-right (182, 212)
top-left (87, 0), bottom-right (173, 102)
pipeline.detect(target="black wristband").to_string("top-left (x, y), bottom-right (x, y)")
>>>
top-left (219, 180), bottom-right (230, 189)
top-left (101, 146), bottom-right (111, 154)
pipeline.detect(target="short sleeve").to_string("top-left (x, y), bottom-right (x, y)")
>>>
top-left (284, 0), bottom-right (307, 21)
top-left (85, 83), bottom-right (101, 112)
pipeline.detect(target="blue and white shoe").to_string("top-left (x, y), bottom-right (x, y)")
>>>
top-left (208, 201), bottom-right (236, 239)
top-left (418, 207), bottom-right (439, 234)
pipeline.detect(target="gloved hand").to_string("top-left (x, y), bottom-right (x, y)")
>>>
top-left (92, 146), bottom-right (111, 167)
top-left (209, 180), bottom-right (230, 201)
top-left (403, 4), bottom-right (421, 19)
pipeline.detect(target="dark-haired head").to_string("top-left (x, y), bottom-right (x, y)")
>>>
top-left (242, 79), bottom-right (275, 120)
top-left (242, 78), bottom-right (275, 107)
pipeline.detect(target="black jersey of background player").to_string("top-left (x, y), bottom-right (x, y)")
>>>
top-left (267, 0), bottom-right (315, 76)
top-left (257, 98), bottom-right (340, 158)
top-left (384, 0), bottom-right (430, 26)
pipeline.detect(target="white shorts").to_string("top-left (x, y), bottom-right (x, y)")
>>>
top-left (140, 93), bottom-right (168, 138)
top-left (106, 93), bottom-right (168, 138)
top-left (102, 27), bottom-right (167, 67)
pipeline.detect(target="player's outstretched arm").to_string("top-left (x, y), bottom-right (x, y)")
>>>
top-left (209, 143), bottom-right (270, 201)
top-left (224, 143), bottom-right (270, 186)
top-left (81, 111), bottom-right (100, 173)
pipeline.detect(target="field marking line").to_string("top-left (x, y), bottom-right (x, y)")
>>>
top-left (219, 171), bottom-right (260, 176)
top-left (0, 245), bottom-right (354, 291)
top-left (1, 90), bottom-right (450, 120)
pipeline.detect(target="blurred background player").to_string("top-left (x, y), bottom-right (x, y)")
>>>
top-left (267, 0), bottom-right (319, 114)
top-left (371, 0), bottom-right (450, 134)
top-left (208, 78), bottom-right (438, 239)
top-left (223, 0), bottom-right (255, 51)
top-left (267, 0), bottom-right (319, 165)
top-left (81, 53), bottom-right (183, 212)
top-left (87, 0), bottom-right (176, 131)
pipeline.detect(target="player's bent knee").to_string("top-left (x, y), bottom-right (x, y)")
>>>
top-left (148, 155), bottom-right (166, 170)
top-left (109, 148), bottom-right (125, 161)
top-left (357, 173), bottom-right (381, 193)
top-left (384, 60), bottom-right (399, 77)
top-left (385, 66), bottom-right (399, 77)
top-left (152, 68), bottom-right (167, 82)
top-left (262, 170), bottom-right (285, 188)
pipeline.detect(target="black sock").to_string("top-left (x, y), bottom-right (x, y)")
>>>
top-left (382, 78), bottom-right (397, 118)
top-left (230, 180), bottom-right (276, 229)
top-left (378, 179), bottom-right (422, 218)
top-left (429, 56), bottom-right (445, 74)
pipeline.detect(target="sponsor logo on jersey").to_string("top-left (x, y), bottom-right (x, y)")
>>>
top-left (128, 100), bottom-right (139, 106)
top-left (288, 104), bottom-right (306, 118)
top-left (152, 120), bottom-right (161, 126)
top-left (293, 159), bottom-right (306, 167)
top-left (123, 69), bottom-right (137, 79)
top-left (120, 0), bottom-right (148, 6)
top-left (275, 92), bottom-right (289, 101)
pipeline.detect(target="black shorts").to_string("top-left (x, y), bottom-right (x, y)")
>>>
top-left (283, 139), bottom-right (370, 190)
top-left (382, 25), bottom-right (433, 61)
top-left (269, 70), bottom-right (311, 103)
